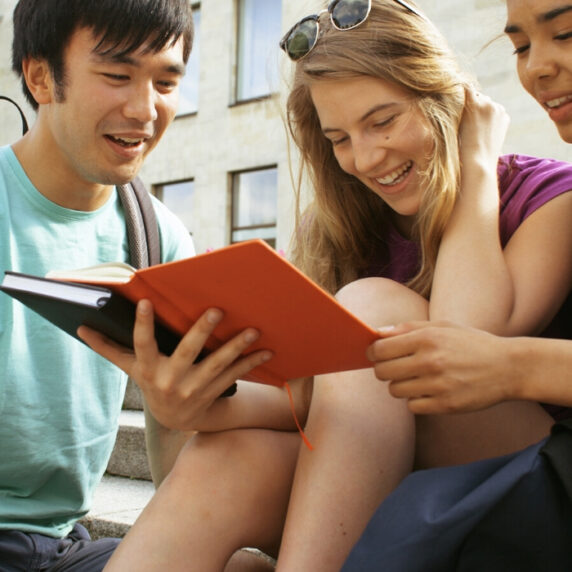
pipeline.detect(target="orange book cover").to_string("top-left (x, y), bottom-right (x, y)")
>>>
top-left (50, 239), bottom-right (381, 387)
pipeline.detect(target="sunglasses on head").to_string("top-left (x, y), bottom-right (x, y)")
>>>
top-left (280, 0), bottom-right (424, 61)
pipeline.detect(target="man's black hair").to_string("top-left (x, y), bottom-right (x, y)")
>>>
top-left (11, 0), bottom-right (194, 110)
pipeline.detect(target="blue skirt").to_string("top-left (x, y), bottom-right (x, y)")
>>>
top-left (342, 419), bottom-right (572, 571)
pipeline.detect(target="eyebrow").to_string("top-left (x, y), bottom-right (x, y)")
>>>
top-left (92, 52), bottom-right (186, 76)
top-left (505, 5), bottom-right (572, 34)
top-left (322, 102), bottom-right (400, 135)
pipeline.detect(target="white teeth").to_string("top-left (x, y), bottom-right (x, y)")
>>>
top-left (376, 161), bottom-right (413, 186)
top-left (546, 95), bottom-right (572, 109)
top-left (110, 136), bottom-right (144, 145)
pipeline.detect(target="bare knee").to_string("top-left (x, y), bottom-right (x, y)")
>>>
top-left (335, 277), bottom-right (428, 327)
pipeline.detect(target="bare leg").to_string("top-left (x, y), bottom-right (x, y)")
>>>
top-left (276, 277), bottom-right (554, 570)
top-left (415, 400), bottom-right (553, 469)
top-left (104, 429), bottom-right (300, 572)
top-left (277, 278), bottom-right (425, 571)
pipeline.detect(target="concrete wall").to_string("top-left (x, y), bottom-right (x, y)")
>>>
top-left (420, 0), bottom-right (571, 163)
top-left (0, 0), bottom-right (570, 255)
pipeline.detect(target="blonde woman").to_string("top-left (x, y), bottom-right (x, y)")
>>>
top-left (278, 1), bottom-right (572, 569)
top-left (85, 1), bottom-right (572, 570)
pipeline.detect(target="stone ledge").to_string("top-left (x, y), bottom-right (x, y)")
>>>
top-left (81, 474), bottom-right (155, 540)
top-left (107, 410), bottom-right (151, 481)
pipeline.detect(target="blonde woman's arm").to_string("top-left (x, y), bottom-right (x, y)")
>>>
top-left (430, 90), bottom-right (572, 336)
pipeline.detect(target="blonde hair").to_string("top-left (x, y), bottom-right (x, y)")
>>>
top-left (287, 0), bottom-right (473, 297)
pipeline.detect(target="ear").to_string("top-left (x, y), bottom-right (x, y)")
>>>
top-left (21, 58), bottom-right (55, 105)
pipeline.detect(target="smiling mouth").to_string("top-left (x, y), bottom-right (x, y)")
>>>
top-left (545, 95), bottom-right (572, 109)
top-left (106, 135), bottom-right (146, 148)
top-left (375, 161), bottom-right (413, 187)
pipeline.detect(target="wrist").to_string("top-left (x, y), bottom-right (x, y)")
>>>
top-left (501, 336), bottom-right (531, 401)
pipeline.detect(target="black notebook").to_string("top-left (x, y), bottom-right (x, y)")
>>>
top-left (1, 271), bottom-right (181, 353)
top-left (0, 271), bottom-right (230, 393)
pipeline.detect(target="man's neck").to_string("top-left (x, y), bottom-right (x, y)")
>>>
top-left (12, 130), bottom-right (115, 212)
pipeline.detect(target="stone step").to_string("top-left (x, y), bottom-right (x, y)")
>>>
top-left (107, 409), bottom-right (151, 481)
top-left (123, 378), bottom-right (144, 411)
top-left (81, 474), bottom-right (155, 540)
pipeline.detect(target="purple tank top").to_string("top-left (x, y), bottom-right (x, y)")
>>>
top-left (366, 154), bottom-right (572, 420)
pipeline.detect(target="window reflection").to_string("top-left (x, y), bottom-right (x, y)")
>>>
top-left (156, 180), bottom-right (195, 234)
top-left (237, 0), bottom-right (281, 101)
top-left (178, 4), bottom-right (201, 115)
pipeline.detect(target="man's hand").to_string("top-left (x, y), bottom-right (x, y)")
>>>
top-left (78, 299), bottom-right (273, 431)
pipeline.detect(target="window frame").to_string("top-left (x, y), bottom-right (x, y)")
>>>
top-left (229, 165), bottom-right (278, 247)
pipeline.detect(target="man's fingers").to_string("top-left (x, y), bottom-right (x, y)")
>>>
top-left (191, 328), bottom-right (274, 398)
top-left (222, 348), bottom-right (273, 382)
top-left (77, 325), bottom-right (135, 373)
top-left (132, 300), bottom-right (160, 359)
top-left (167, 307), bottom-right (224, 368)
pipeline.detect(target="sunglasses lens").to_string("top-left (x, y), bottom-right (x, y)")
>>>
top-left (284, 17), bottom-right (319, 60)
top-left (331, 0), bottom-right (370, 30)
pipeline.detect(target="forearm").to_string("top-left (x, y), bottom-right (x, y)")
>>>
top-left (144, 402), bottom-right (194, 486)
top-left (431, 163), bottom-right (513, 332)
top-left (194, 379), bottom-right (311, 433)
top-left (430, 92), bottom-right (515, 333)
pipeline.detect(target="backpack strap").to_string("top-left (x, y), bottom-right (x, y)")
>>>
top-left (117, 178), bottom-right (161, 269)
top-left (0, 95), bottom-right (29, 135)
top-left (129, 177), bottom-right (161, 267)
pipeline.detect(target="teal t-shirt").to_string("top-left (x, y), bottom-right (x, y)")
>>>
top-left (0, 145), bottom-right (195, 537)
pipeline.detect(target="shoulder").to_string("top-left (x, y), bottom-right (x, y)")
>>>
top-left (498, 154), bottom-right (572, 245)
top-left (498, 154), bottom-right (572, 195)
top-left (0, 145), bottom-right (23, 183)
top-left (498, 153), bottom-right (572, 205)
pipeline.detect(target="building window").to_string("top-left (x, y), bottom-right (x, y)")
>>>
top-left (178, 4), bottom-right (201, 116)
top-left (231, 167), bottom-right (278, 247)
top-left (155, 179), bottom-right (195, 234)
top-left (236, 0), bottom-right (281, 102)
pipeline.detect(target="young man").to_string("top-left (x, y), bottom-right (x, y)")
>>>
top-left (0, 1), bottom-right (269, 569)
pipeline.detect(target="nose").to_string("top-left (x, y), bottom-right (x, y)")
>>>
top-left (526, 44), bottom-right (558, 81)
top-left (351, 135), bottom-right (388, 175)
top-left (123, 82), bottom-right (159, 123)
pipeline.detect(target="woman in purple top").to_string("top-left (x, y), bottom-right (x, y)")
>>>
top-left (94, 1), bottom-right (572, 570)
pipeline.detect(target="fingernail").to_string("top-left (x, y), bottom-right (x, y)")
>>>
top-left (377, 325), bottom-right (395, 333)
top-left (244, 329), bottom-right (260, 343)
top-left (207, 309), bottom-right (223, 324)
top-left (138, 300), bottom-right (151, 314)
top-left (261, 351), bottom-right (273, 362)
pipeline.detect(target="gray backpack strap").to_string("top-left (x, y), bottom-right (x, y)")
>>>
top-left (117, 178), bottom-right (161, 269)
top-left (130, 177), bottom-right (161, 267)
